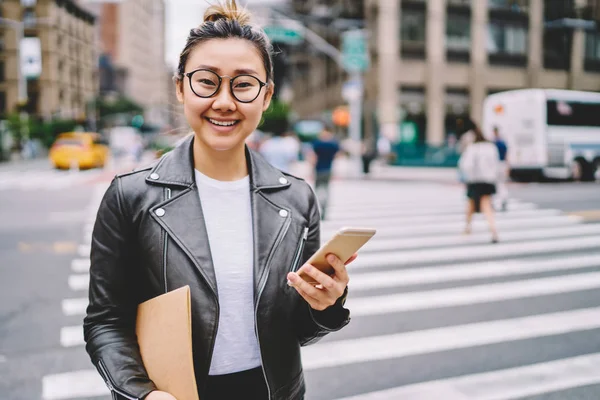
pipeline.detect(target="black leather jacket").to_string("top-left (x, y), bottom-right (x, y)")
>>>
top-left (83, 136), bottom-right (350, 400)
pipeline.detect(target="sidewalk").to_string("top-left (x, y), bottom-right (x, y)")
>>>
top-left (289, 157), bottom-right (459, 185)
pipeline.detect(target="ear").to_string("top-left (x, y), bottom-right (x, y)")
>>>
top-left (175, 78), bottom-right (184, 104)
top-left (262, 82), bottom-right (274, 112)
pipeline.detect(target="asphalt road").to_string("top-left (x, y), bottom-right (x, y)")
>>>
top-left (1, 160), bottom-right (599, 400)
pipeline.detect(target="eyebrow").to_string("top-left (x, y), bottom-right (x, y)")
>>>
top-left (194, 65), bottom-right (260, 75)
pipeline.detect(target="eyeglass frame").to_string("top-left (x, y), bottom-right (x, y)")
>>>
top-left (184, 68), bottom-right (268, 103)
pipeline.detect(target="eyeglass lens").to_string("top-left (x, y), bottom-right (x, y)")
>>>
top-left (189, 70), bottom-right (262, 102)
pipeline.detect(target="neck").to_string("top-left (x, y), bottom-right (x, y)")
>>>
top-left (193, 138), bottom-right (248, 181)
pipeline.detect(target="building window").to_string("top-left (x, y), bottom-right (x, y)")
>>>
top-left (401, 8), bottom-right (426, 59)
top-left (22, 9), bottom-right (36, 25)
top-left (489, 0), bottom-right (529, 12)
top-left (544, 29), bottom-right (572, 70)
top-left (0, 91), bottom-right (5, 118)
top-left (0, 61), bottom-right (4, 82)
top-left (488, 21), bottom-right (528, 65)
top-left (446, 12), bottom-right (471, 62)
top-left (0, 37), bottom-right (4, 51)
top-left (585, 31), bottom-right (600, 72)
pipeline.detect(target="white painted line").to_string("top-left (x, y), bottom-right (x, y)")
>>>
top-left (322, 208), bottom-right (561, 228)
top-left (68, 274), bottom-right (89, 291)
top-left (347, 271), bottom-right (600, 316)
top-left (350, 235), bottom-right (600, 270)
top-left (302, 306), bottom-right (600, 370)
top-left (42, 369), bottom-right (109, 399)
top-left (78, 245), bottom-right (90, 258)
top-left (0, 354), bottom-right (6, 363)
top-left (358, 223), bottom-right (600, 252)
top-left (350, 253), bottom-right (600, 291)
top-left (327, 202), bottom-right (535, 220)
top-left (62, 298), bottom-right (88, 316)
top-left (83, 230), bottom-right (92, 244)
top-left (60, 326), bottom-right (84, 347)
top-left (323, 215), bottom-right (582, 239)
top-left (335, 353), bottom-right (600, 400)
top-left (71, 259), bottom-right (90, 273)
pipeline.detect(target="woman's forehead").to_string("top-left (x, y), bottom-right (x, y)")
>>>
top-left (187, 38), bottom-right (266, 76)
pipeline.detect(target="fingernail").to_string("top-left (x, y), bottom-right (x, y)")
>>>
top-left (328, 254), bottom-right (336, 262)
top-left (287, 273), bottom-right (296, 283)
top-left (287, 279), bottom-right (293, 286)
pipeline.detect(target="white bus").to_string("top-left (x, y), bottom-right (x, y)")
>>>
top-left (483, 89), bottom-right (600, 181)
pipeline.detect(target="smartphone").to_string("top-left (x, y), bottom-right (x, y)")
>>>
top-left (298, 227), bottom-right (377, 285)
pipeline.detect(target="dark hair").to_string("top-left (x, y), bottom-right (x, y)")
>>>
top-left (175, 0), bottom-right (274, 85)
top-left (473, 124), bottom-right (487, 143)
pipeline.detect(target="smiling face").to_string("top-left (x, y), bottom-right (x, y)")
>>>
top-left (176, 38), bottom-right (273, 154)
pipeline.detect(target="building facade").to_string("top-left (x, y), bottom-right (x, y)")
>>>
top-left (290, 0), bottom-right (600, 145)
top-left (0, 0), bottom-right (96, 121)
top-left (78, 0), bottom-right (169, 128)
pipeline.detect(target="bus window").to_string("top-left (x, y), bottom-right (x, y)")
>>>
top-left (547, 101), bottom-right (600, 127)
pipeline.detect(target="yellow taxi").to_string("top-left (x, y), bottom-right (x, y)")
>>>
top-left (49, 132), bottom-right (110, 170)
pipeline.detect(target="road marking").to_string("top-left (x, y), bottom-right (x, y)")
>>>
top-left (78, 245), bottom-right (90, 258)
top-left (350, 253), bottom-right (600, 291)
top-left (322, 208), bottom-right (561, 228)
top-left (351, 235), bottom-right (600, 270)
top-left (0, 354), bottom-right (6, 363)
top-left (62, 298), bottom-right (88, 316)
top-left (60, 326), bottom-right (84, 347)
top-left (71, 259), bottom-right (90, 273)
top-left (302, 306), bottom-right (600, 370)
top-left (42, 369), bottom-right (108, 399)
top-left (68, 274), bottom-right (89, 291)
top-left (322, 214), bottom-right (582, 239)
top-left (347, 271), bottom-right (600, 316)
top-left (335, 353), bottom-right (600, 400)
top-left (359, 223), bottom-right (600, 252)
top-left (52, 242), bottom-right (77, 254)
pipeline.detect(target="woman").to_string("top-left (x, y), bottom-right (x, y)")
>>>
top-left (458, 124), bottom-right (500, 243)
top-left (83, 2), bottom-right (354, 399)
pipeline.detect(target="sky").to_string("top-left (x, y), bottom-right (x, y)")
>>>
top-left (165, 0), bottom-right (283, 70)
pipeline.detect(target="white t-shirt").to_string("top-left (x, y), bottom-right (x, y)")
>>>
top-left (194, 169), bottom-right (261, 375)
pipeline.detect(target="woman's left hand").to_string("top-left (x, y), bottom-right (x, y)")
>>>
top-left (287, 253), bottom-right (358, 311)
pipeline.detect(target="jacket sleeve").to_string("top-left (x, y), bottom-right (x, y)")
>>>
top-left (83, 178), bottom-right (157, 400)
top-left (293, 185), bottom-right (351, 346)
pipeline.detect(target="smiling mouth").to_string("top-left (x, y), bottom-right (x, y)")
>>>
top-left (206, 118), bottom-right (240, 127)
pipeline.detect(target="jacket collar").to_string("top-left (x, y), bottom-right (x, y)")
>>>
top-left (145, 134), bottom-right (291, 191)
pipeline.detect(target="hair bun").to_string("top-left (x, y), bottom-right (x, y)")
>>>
top-left (204, 0), bottom-right (252, 25)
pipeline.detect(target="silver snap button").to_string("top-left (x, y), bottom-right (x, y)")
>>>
top-left (150, 173), bottom-right (159, 180)
top-left (279, 177), bottom-right (288, 185)
top-left (279, 209), bottom-right (288, 218)
top-left (155, 208), bottom-right (165, 217)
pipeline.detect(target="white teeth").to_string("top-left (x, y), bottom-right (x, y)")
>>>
top-left (209, 118), bottom-right (237, 127)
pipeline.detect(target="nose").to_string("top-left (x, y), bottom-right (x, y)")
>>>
top-left (211, 80), bottom-right (237, 112)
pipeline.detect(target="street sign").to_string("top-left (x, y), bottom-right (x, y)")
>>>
top-left (341, 29), bottom-right (369, 72)
top-left (264, 25), bottom-right (304, 45)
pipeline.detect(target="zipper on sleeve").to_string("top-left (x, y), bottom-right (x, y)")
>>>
top-left (97, 359), bottom-right (140, 400)
top-left (290, 226), bottom-right (309, 272)
top-left (163, 187), bottom-right (172, 293)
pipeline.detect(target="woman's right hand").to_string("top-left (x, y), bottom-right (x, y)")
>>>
top-left (146, 391), bottom-right (177, 400)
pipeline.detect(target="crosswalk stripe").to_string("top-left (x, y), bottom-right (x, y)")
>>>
top-left (62, 298), bottom-right (88, 316)
top-left (71, 259), bottom-right (90, 273)
top-left (359, 223), bottom-right (600, 252)
top-left (351, 235), bottom-right (600, 269)
top-left (322, 208), bottom-right (561, 228)
top-left (68, 274), bottom-right (89, 291)
top-left (60, 326), bottom-right (84, 348)
top-left (78, 245), bottom-right (90, 258)
top-left (350, 253), bottom-right (600, 291)
top-left (334, 353), bottom-right (600, 400)
top-left (347, 271), bottom-right (600, 316)
top-left (322, 214), bottom-right (582, 239)
top-left (301, 306), bottom-right (600, 370)
top-left (42, 369), bottom-right (108, 399)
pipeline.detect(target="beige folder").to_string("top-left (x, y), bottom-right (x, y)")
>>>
top-left (136, 285), bottom-right (199, 400)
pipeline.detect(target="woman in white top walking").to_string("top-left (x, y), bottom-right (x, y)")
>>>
top-left (458, 124), bottom-right (500, 243)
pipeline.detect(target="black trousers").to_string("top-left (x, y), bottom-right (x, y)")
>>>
top-left (204, 367), bottom-right (269, 400)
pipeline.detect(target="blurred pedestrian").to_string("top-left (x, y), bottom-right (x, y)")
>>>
top-left (83, 2), bottom-right (354, 400)
top-left (493, 126), bottom-right (509, 211)
top-left (309, 125), bottom-right (341, 220)
top-left (458, 124), bottom-right (500, 243)
top-left (259, 130), bottom-right (300, 173)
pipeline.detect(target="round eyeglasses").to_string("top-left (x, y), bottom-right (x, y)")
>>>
top-left (185, 69), bottom-right (268, 103)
